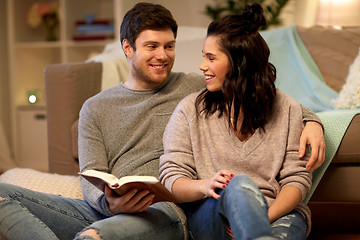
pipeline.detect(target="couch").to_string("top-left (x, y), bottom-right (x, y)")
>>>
top-left (1, 26), bottom-right (359, 237)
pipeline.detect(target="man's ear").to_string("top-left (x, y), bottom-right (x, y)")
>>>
top-left (122, 39), bottom-right (133, 58)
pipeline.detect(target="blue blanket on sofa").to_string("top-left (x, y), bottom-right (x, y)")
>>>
top-left (304, 109), bottom-right (360, 203)
top-left (261, 25), bottom-right (360, 203)
top-left (261, 25), bottom-right (338, 113)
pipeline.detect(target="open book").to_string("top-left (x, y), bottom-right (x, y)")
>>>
top-left (79, 169), bottom-right (178, 203)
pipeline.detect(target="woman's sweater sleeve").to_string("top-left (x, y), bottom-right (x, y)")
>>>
top-left (279, 103), bottom-right (312, 201)
top-left (159, 96), bottom-right (198, 192)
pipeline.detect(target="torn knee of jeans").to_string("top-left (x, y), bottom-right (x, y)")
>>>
top-left (76, 227), bottom-right (102, 240)
top-left (279, 214), bottom-right (296, 221)
top-left (276, 232), bottom-right (288, 239)
top-left (272, 223), bottom-right (291, 228)
top-left (0, 196), bottom-right (4, 201)
top-left (242, 184), bottom-right (266, 207)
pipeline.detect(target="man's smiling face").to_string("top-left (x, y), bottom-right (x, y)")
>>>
top-left (124, 29), bottom-right (176, 90)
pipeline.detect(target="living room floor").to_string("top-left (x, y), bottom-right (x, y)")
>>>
top-left (307, 201), bottom-right (360, 240)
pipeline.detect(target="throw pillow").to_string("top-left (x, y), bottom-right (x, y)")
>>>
top-left (332, 47), bottom-right (360, 109)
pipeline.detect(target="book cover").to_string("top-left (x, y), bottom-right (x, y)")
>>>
top-left (76, 19), bottom-right (112, 25)
top-left (79, 170), bottom-right (179, 203)
top-left (76, 24), bottom-right (115, 33)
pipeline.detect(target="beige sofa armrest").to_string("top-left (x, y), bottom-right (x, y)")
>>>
top-left (44, 62), bottom-right (102, 175)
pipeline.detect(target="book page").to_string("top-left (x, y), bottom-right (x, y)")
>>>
top-left (80, 169), bottom-right (120, 188)
top-left (79, 170), bottom-right (178, 203)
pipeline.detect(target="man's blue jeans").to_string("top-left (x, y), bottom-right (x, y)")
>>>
top-left (0, 183), bottom-right (183, 240)
top-left (182, 174), bottom-right (308, 240)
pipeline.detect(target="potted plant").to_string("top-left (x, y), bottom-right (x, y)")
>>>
top-left (204, 0), bottom-right (290, 30)
top-left (27, 1), bottom-right (60, 41)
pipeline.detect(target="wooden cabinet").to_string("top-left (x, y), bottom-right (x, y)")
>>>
top-left (17, 107), bottom-right (48, 171)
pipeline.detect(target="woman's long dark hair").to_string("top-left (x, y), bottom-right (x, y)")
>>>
top-left (195, 3), bottom-right (276, 135)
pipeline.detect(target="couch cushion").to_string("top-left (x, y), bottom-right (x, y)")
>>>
top-left (71, 119), bottom-right (79, 160)
top-left (297, 26), bottom-right (360, 93)
top-left (0, 168), bottom-right (83, 199)
top-left (332, 114), bottom-right (360, 163)
top-left (332, 47), bottom-right (360, 109)
top-left (45, 62), bottom-right (102, 175)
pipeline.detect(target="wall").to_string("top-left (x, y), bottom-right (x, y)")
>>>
top-left (281, 0), bottom-right (319, 27)
top-left (121, 0), bottom-right (318, 29)
top-left (1, 0), bottom-right (318, 161)
top-left (121, 0), bottom-right (212, 27)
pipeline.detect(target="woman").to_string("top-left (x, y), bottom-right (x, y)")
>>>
top-left (159, 3), bottom-right (311, 240)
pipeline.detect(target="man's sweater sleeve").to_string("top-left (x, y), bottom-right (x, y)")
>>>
top-left (301, 104), bottom-right (322, 126)
top-left (78, 100), bottom-right (114, 216)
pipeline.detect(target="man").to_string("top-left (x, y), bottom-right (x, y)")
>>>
top-left (0, 3), bottom-right (324, 240)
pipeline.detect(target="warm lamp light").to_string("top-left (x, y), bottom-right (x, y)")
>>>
top-left (316, 0), bottom-right (360, 29)
top-left (27, 89), bottom-right (39, 104)
top-left (28, 94), bottom-right (37, 104)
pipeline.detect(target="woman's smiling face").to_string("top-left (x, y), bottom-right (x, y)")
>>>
top-left (199, 36), bottom-right (230, 92)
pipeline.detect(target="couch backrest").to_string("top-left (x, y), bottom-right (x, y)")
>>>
top-left (45, 62), bottom-right (102, 175)
top-left (44, 26), bottom-right (360, 175)
top-left (297, 26), bottom-right (360, 92)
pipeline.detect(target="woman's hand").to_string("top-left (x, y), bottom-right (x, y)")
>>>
top-left (204, 169), bottom-right (234, 200)
top-left (104, 185), bottom-right (155, 214)
top-left (171, 170), bottom-right (234, 202)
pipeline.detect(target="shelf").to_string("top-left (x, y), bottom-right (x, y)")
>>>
top-left (15, 41), bottom-right (62, 49)
top-left (7, 0), bottom-right (121, 165)
top-left (18, 105), bottom-right (46, 111)
top-left (14, 40), bottom-right (117, 49)
top-left (64, 0), bottom-right (115, 41)
top-left (64, 39), bottom-right (116, 47)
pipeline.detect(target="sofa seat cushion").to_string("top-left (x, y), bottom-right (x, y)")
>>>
top-left (311, 164), bottom-right (360, 202)
top-left (332, 114), bottom-right (360, 164)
